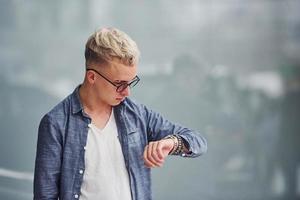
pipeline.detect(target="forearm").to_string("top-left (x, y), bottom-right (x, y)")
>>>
top-left (176, 130), bottom-right (207, 157)
top-left (146, 108), bottom-right (207, 157)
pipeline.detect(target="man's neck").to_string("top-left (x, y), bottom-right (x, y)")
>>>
top-left (79, 84), bottom-right (112, 115)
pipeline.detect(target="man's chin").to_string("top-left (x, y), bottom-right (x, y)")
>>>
top-left (111, 98), bottom-right (125, 106)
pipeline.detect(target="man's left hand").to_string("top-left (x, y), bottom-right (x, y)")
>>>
top-left (143, 138), bottom-right (174, 168)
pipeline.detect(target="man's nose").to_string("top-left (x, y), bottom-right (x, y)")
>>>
top-left (120, 86), bottom-right (130, 97)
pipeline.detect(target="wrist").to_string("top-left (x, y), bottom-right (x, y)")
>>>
top-left (164, 135), bottom-right (178, 155)
top-left (164, 134), bottom-right (184, 155)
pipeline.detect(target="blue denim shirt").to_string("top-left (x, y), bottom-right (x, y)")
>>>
top-left (34, 85), bottom-right (207, 200)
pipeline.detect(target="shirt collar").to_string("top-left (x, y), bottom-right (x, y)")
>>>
top-left (70, 84), bottom-right (127, 115)
top-left (71, 85), bottom-right (84, 114)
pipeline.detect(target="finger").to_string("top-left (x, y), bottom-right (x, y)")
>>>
top-left (156, 141), bottom-right (165, 160)
top-left (143, 145), bottom-right (152, 167)
top-left (152, 142), bottom-right (164, 167)
top-left (151, 141), bottom-right (163, 163)
top-left (147, 142), bottom-right (162, 167)
top-left (152, 141), bottom-right (164, 164)
top-left (143, 145), bottom-right (156, 168)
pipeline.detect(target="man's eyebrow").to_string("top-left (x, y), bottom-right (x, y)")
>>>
top-left (114, 76), bottom-right (137, 83)
top-left (114, 80), bottom-right (127, 84)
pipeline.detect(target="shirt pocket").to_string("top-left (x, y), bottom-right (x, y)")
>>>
top-left (127, 130), bottom-right (146, 156)
top-left (128, 130), bottom-right (142, 145)
top-left (127, 130), bottom-right (147, 168)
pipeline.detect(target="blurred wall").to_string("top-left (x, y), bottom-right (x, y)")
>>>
top-left (1, 0), bottom-right (300, 200)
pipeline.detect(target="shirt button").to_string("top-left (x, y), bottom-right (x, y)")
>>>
top-left (83, 146), bottom-right (87, 150)
top-left (74, 194), bottom-right (79, 199)
top-left (79, 169), bottom-right (84, 174)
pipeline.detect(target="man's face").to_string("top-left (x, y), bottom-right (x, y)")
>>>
top-left (89, 59), bottom-right (138, 106)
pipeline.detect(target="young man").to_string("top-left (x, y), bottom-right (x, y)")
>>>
top-left (34, 27), bottom-right (207, 200)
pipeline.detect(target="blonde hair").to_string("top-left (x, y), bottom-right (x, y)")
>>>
top-left (85, 27), bottom-right (140, 67)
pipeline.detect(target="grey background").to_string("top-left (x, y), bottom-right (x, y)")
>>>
top-left (1, 0), bottom-right (300, 199)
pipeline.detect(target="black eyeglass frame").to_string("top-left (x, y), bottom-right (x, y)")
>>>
top-left (86, 68), bottom-right (140, 92)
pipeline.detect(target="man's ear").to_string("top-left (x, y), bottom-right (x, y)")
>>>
top-left (86, 71), bottom-right (96, 84)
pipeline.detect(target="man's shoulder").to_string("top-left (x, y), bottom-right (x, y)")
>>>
top-left (43, 91), bottom-right (75, 122)
top-left (121, 97), bottom-right (155, 117)
top-left (122, 97), bottom-right (145, 111)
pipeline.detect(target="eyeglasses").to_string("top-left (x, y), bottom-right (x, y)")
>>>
top-left (86, 68), bottom-right (140, 93)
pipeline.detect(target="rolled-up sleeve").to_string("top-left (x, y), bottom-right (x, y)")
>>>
top-left (34, 114), bottom-right (62, 199)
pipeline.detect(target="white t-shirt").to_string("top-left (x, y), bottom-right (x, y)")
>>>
top-left (79, 110), bottom-right (132, 200)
